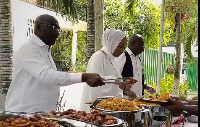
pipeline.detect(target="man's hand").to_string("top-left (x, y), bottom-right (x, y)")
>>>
top-left (164, 98), bottom-right (184, 115)
top-left (82, 73), bottom-right (105, 87)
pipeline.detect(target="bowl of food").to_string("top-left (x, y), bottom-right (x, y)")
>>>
top-left (139, 93), bottom-right (171, 106)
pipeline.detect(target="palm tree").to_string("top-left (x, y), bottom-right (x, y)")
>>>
top-left (0, 0), bottom-right (13, 109)
top-left (42, 0), bottom-right (96, 60)
top-left (86, 0), bottom-right (95, 60)
top-left (39, 0), bottom-right (80, 20)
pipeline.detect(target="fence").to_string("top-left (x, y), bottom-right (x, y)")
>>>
top-left (141, 49), bottom-right (175, 84)
top-left (55, 48), bottom-right (198, 90)
top-left (187, 59), bottom-right (198, 90)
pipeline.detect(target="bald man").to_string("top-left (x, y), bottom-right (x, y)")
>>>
top-left (116, 34), bottom-right (156, 125)
top-left (116, 34), bottom-right (155, 127)
top-left (5, 14), bottom-right (104, 113)
top-left (116, 34), bottom-right (155, 97)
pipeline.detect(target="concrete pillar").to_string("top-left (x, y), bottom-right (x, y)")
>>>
top-left (72, 30), bottom-right (78, 71)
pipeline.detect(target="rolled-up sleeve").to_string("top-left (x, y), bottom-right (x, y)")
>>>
top-left (17, 45), bottom-right (82, 86)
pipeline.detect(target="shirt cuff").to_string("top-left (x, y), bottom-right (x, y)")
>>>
top-left (67, 73), bottom-right (82, 83)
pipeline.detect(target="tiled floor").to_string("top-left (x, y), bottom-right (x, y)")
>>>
top-left (152, 121), bottom-right (165, 127)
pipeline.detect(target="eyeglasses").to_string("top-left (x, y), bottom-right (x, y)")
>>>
top-left (40, 23), bottom-right (61, 32)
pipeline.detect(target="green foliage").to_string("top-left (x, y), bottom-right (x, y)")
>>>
top-left (105, 0), bottom-right (172, 49)
top-left (165, 0), bottom-right (196, 14)
top-left (51, 31), bottom-right (73, 71)
top-left (165, 0), bottom-right (198, 60)
top-left (75, 31), bottom-right (87, 72)
top-left (51, 31), bottom-right (87, 72)
top-left (43, 0), bottom-right (87, 21)
top-left (147, 74), bottom-right (189, 99)
top-left (182, 5), bottom-right (198, 61)
top-left (179, 81), bottom-right (189, 99)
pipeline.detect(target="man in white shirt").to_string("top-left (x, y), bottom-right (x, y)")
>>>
top-left (5, 14), bottom-right (104, 113)
top-left (117, 34), bottom-right (155, 97)
top-left (116, 34), bottom-right (156, 126)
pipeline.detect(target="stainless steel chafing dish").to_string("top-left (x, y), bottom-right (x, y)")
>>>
top-left (0, 111), bottom-right (72, 127)
top-left (142, 105), bottom-right (172, 127)
top-left (91, 96), bottom-right (146, 127)
top-left (37, 110), bottom-right (125, 127)
top-left (0, 110), bottom-right (124, 127)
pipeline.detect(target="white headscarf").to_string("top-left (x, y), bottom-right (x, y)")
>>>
top-left (101, 28), bottom-right (126, 58)
top-left (100, 28), bottom-right (126, 77)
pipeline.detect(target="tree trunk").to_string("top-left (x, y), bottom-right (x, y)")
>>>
top-left (86, 0), bottom-right (95, 60)
top-left (173, 13), bottom-right (181, 95)
top-left (0, 0), bottom-right (13, 110)
top-left (94, 0), bottom-right (104, 51)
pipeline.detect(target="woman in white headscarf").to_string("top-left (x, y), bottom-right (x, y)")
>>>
top-left (79, 28), bottom-right (128, 111)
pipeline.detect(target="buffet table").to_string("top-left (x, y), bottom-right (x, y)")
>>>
top-left (184, 122), bottom-right (198, 127)
top-left (1, 93), bottom-right (197, 127)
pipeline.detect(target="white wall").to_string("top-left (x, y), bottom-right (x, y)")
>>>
top-left (162, 43), bottom-right (198, 58)
top-left (11, 0), bottom-right (75, 51)
top-left (11, 0), bottom-right (83, 111)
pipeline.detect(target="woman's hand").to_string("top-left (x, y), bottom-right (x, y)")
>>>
top-left (118, 82), bottom-right (132, 91)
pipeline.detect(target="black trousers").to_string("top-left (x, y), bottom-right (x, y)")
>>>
top-left (134, 121), bottom-right (143, 127)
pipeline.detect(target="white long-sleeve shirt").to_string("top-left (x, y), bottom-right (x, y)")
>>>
top-left (5, 34), bottom-right (82, 113)
top-left (116, 48), bottom-right (143, 97)
top-left (79, 51), bottom-right (122, 112)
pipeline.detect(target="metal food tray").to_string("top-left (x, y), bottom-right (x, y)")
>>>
top-left (0, 111), bottom-right (75, 127)
top-left (36, 111), bottom-right (124, 127)
top-left (0, 111), bottom-right (33, 120)
top-left (91, 96), bottom-right (144, 114)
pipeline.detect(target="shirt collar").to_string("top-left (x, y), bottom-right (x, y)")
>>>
top-left (31, 34), bottom-right (49, 48)
top-left (126, 47), bottom-right (136, 56)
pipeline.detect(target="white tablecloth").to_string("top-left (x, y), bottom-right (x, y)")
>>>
top-left (184, 122), bottom-right (198, 127)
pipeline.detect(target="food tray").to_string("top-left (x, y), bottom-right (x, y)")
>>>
top-left (0, 111), bottom-right (33, 120)
top-left (61, 117), bottom-right (123, 127)
top-left (138, 98), bottom-right (170, 106)
top-left (36, 111), bottom-right (124, 127)
top-left (0, 111), bottom-right (74, 127)
top-left (91, 96), bottom-right (144, 114)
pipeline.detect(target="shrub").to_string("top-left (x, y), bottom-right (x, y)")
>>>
top-left (146, 74), bottom-right (189, 99)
